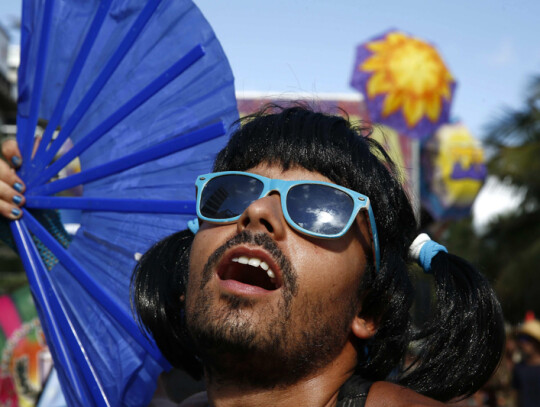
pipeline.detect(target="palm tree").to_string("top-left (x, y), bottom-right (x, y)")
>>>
top-left (480, 75), bottom-right (540, 322)
top-left (486, 75), bottom-right (540, 205)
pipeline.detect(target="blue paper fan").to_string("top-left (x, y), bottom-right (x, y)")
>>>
top-left (10, 0), bottom-right (238, 405)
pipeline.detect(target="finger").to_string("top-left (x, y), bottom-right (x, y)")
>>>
top-left (0, 159), bottom-right (25, 194)
top-left (0, 203), bottom-right (22, 219)
top-left (0, 193), bottom-right (23, 220)
top-left (0, 179), bottom-right (25, 208)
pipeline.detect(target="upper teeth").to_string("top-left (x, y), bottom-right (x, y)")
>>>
top-left (232, 256), bottom-right (275, 280)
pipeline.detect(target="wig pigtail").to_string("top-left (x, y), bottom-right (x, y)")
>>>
top-left (131, 229), bottom-right (204, 379)
top-left (399, 234), bottom-right (505, 401)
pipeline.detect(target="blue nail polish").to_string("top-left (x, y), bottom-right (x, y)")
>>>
top-left (13, 182), bottom-right (23, 193)
top-left (11, 208), bottom-right (21, 217)
top-left (12, 156), bottom-right (21, 167)
top-left (12, 195), bottom-right (22, 204)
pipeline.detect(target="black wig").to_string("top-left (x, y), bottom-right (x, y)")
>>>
top-left (132, 104), bottom-right (504, 401)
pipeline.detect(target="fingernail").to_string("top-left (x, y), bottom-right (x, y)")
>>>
top-left (13, 182), bottom-right (23, 193)
top-left (12, 156), bottom-right (21, 167)
top-left (12, 195), bottom-right (22, 205)
top-left (11, 208), bottom-right (21, 217)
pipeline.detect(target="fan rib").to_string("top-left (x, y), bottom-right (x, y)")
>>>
top-left (20, 0), bottom-right (54, 167)
top-left (27, 121), bottom-right (225, 196)
top-left (29, 44), bottom-right (206, 188)
top-left (10, 220), bottom-right (107, 407)
top-left (26, 196), bottom-right (196, 214)
top-left (23, 209), bottom-right (172, 370)
top-left (31, 0), bottom-right (114, 173)
top-left (32, 0), bottom-right (164, 176)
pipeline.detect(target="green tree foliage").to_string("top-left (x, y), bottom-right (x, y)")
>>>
top-left (469, 75), bottom-right (540, 323)
top-left (487, 75), bottom-right (540, 208)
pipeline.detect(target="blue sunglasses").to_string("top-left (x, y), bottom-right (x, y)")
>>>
top-left (194, 171), bottom-right (380, 272)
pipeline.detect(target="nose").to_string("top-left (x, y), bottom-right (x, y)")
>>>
top-left (237, 193), bottom-right (286, 239)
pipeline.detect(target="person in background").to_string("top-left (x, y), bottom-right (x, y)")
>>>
top-left (513, 319), bottom-right (540, 407)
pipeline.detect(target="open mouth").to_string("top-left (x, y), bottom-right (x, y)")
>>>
top-left (218, 255), bottom-right (281, 291)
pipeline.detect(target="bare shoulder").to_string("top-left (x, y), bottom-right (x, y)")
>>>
top-left (366, 382), bottom-right (446, 407)
top-left (177, 391), bottom-right (208, 407)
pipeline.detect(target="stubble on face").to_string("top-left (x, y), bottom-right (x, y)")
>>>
top-left (185, 230), bottom-right (361, 389)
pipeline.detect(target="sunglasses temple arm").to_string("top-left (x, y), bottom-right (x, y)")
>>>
top-left (188, 218), bottom-right (200, 234)
top-left (366, 203), bottom-right (381, 273)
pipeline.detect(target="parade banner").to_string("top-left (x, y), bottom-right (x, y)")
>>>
top-left (421, 123), bottom-right (487, 219)
top-left (351, 30), bottom-right (456, 140)
top-left (0, 286), bottom-right (51, 407)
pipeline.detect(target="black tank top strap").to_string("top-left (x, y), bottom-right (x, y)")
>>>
top-left (336, 375), bottom-right (373, 407)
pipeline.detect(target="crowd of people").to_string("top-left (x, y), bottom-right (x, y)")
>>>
top-left (457, 318), bottom-right (540, 407)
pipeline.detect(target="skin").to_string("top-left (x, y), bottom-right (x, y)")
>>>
top-left (0, 137), bottom-right (42, 220)
top-left (0, 138), bottom-right (26, 219)
top-left (185, 163), bottom-right (379, 407)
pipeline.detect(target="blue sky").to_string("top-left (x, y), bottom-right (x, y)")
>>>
top-left (194, 0), bottom-right (540, 140)
top-left (1, 0), bottom-right (539, 139)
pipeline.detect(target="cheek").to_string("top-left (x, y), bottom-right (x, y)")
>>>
top-left (189, 232), bottom-right (208, 274)
top-left (185, 250), bottom-right (201, 313)
top-left (185, 230), bottom-right (215, 300)
top-left (186, 224), bottom-right (235, 292)
top-left (190, 223), bottom-right (229, 270)
top-left (290, 243), bottom-right (363, 302)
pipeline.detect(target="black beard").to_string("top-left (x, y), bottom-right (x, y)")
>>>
top-left (186, 231), bottom-right (359, 389)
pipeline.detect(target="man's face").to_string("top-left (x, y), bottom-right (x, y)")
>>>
top-left (185, 163), bottom-right (373, 387)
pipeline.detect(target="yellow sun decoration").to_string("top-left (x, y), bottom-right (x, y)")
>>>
top-left (360, 32), bottom-right (454, 127)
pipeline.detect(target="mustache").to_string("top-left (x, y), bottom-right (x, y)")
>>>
top-left (199, 230), bottom-right (298, 296)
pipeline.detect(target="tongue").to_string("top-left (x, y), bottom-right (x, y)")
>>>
top-left (222, 264), bottom-right (276, 291)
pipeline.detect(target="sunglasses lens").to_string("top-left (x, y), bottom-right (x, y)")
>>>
top-left (200, 175), bottom-right (264, 219)
top-left (287, 184), bottom-right (354, 235)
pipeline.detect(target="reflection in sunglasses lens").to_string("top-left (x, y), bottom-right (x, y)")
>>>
top-left (287, 184), bottom-right (353, 235)
top-left (201, 175), bottom-right (264, 219)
